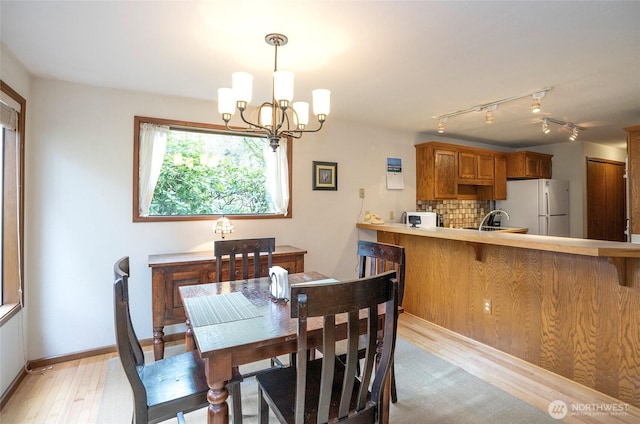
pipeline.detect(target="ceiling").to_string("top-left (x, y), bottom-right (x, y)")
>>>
top-left (1, 1), bottom-right (639, 149)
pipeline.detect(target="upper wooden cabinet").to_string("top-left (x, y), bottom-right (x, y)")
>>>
top-left (458, 151), bottom-right (494, 182)
top-left (434, 149), bottom-right (458, 198)
top-left (506, 151), bottom-right (553, 179)
top-left (494, 153), bottom-right (507, 200)
top-left (416, 143), bottom-right (458, 199)
top-left (416, 142), bottom-right (505, 200)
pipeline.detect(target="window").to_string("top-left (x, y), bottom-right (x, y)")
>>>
top-left (133, 116), bottom-right (292, 222)
top-left (0, 80), bottom-right (25, 324)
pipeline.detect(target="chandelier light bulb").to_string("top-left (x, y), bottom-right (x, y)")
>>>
top-left (217, 88), bottom-right (236, 119)
top-left (260, 106), bottom-right (273, 128)
top-left (232, 72), bottom-right (253, 107)
top-left (292, 102), bottom-right (309, 129)
top-left (312, 89), bottom-right (331, 120)
top-left (273, 71), bottom-right (294, 106)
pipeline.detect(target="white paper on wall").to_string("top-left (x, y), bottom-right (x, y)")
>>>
top-left (386, 157), bottom-right (404, 190)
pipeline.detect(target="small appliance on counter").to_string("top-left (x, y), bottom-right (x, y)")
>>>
top-left (406, 212), bottom-right (437, 229)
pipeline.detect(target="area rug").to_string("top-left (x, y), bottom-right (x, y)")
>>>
top-left (98, 338), bottom-right (557, 423)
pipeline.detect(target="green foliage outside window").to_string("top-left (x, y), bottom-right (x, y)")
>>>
top-left (149, 129), bottom-right (273, 215)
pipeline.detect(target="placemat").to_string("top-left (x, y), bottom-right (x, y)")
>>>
top-left (184, 292), bottom-right (262, 327)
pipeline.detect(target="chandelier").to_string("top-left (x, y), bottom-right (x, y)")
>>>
top-left (217, 33), bottom-right (331, 151)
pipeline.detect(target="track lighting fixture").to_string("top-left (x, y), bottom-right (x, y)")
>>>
top-left (485, 104), bottom-right (497, 124)
top-left (569, 126), bottom-right (579, 141)
top-left (542, 117), bottom-right (585, 141)
top-left (433, 87), bottom-right (552, 132)
top-left (530, 90), bottom-right (547, 113)
top-left (531, 98), bottom-right (541, 113)
top-left (542, 118), bottom-right (550, 134)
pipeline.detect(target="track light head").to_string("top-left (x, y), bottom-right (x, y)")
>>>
top-left (530, 91), bottom-right (547, 113)
top-left (437, 117), bottom-right (446, 133)
top-left (485, 104), bottom-right (497, 124)
top-left (531, 98), bottom-right (541, 113)
top-left (542, 118), bottom-right (550, 134)
top-left (569, 126), bottom-right (579, 141)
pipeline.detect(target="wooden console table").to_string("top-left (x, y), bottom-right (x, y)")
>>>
top-left (148, 245), bottom-right (306, 360)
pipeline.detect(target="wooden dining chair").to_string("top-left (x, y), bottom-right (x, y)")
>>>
top-left (213, 237), bottom-right (278, 421)
top-left (113, 257), bottom-right (241, 424)
top-left (256, 271), bottom-right (399, 424)
top-left (214, 237), bottom-right (275, 282)
top-left (357, 240), bottom-right (405, 403)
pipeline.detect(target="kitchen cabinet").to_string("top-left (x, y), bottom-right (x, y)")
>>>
top-left (506, 151), bottom-right (553, 179)
top-left (494, 153), bottom-right (507, 200)
top-left (458, 151), bottom-right (494, 182)
top-left (416, 143), bottom-right (458, 200)
top-left (416, 141), bottom-right (503, 200)
top-left (434, 149), bottom-right (458, 198)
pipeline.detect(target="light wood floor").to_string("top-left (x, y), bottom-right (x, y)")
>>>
top-left (2, 313), bottom-right (639, 423)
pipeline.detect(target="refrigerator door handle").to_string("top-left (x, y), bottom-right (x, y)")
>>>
top-left (545, 192), bottom-right (550, 216)
top-left (545, 215), bottom-right (549, 236)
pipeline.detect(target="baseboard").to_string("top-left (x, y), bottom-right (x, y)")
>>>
top-left (0, 367), bottom-right (27, 410)
top-left (26, 332), bottom-right (184, 370)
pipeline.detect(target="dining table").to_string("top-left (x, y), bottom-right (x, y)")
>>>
top-left (178, 271), bottom-right (392, 424)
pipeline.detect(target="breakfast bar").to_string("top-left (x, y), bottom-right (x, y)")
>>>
top-left (357, 222), bottom-right (640, 408)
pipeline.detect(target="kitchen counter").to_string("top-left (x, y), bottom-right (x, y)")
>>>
top-left (357, 221), bottom-right (640, 407)
top-left (357, 222), bottom-right (640, 259)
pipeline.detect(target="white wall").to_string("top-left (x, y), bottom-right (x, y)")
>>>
top-left (24, 79), bottom-right (417, 360)
top-left (0, 44), bottom-right (31, 396)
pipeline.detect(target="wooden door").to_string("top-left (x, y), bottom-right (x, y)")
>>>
top-left (458, 152), bottom-right (476, 179)
top-left (434, 150), bottom-right (458, 198)
top-left (494, 154), bottom-right (507, 200)
top-left (477, 154), bottom-right (495, 180)
top-left (586, 158), bottom-right (626, 241)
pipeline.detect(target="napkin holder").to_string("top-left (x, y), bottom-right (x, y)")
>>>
top-left (269, 266), bottom-right (290, 301)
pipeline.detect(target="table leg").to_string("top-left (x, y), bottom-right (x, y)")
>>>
top-left (205, 356), bottom-right (232, 424)
top-left (207, 381), bottom-right (229, 424)
top-left (153, 326), bottom-right (165, 360)
top-left (185, 318), bottom-right (196, 352)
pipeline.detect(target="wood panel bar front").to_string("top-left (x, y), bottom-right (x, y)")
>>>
top-left (357, 223), bottom-right (640, 408)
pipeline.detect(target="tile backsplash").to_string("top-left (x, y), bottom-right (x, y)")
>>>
top-left (416, 199), bottom-right (493, 228)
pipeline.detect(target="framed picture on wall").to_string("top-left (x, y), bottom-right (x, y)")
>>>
top-left (312, 161), bottom-right (338, 191)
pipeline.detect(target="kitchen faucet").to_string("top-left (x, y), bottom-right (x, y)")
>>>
top-left (479, 209), bottom-right (510, 231)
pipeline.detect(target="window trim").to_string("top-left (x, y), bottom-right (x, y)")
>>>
top-left (132, 116), bottom-right (293, 222)
top-left (0, 80), bottom-right (25, 324)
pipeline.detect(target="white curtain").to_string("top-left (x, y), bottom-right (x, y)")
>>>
top-left (0, 101), bottom-right (18, 130)
top-left (138, 123), bottom-right (169, 216)
top-left (265, 140), bottom-right (290, 216)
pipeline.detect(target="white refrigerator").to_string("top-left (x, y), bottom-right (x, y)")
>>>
top-left (496, 179), bottom-right (570, 236)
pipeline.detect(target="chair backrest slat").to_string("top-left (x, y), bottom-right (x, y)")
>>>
top-left (291, 271), bottom-right (398, 424)
top-left (214, 237), bottom-right (275, 282)
top-left (358, 240), bottom-right (405, 304)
